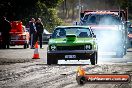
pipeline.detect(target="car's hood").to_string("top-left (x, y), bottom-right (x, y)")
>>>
top-left (49, 38), bottom-right (95, 45)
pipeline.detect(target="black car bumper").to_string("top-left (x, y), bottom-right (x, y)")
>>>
top-left (47, 50), bottom-right (96, 60)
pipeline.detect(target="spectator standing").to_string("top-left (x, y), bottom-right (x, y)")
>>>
top-left (29, 18), bottom-right (37, 49)
top-left (35, 18), bottom-right (44, 49)
top-left (0, 19), bottom-right (2, 49)
top-left (1, 17), bottom-right (11, 49)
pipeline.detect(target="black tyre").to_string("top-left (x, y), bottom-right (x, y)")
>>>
top-left (24, 44), bottom-right (27, 49)
top-left (52, 59), bottom-right (58, 64)
top-left (95, 52), bottom-right (98, 64)
top-left (90, 52), bottom-right (97, 65)
top-left (47, 57), bottom-right (51, 65)
top-left (47, 54), bottom-right (58, 65)
top-left (27, 43), bottom-right (29, 48)
top-left (76, 76), bottom-right (86, 85)
top-left (24, 43), bottom-right (29, 49)
top-left (47, 58), bottom-right (58, 65)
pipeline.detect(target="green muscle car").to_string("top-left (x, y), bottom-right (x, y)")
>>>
top-left (47, 26), bottom-right (98, 65)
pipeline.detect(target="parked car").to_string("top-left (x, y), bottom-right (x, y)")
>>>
top-left (42, 29), bottom-right (52, 44)
top-left (10, 21), bottom-right (30, 49)
top-left (47, 26), bottom-right (98, 65)
top-left (0, 21), bottom-right (29, 49)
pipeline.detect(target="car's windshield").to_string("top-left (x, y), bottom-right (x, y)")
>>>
top-left (82, 14), bottom-right (121, 25)
top-left (51, 27), bottom-right (91, 38)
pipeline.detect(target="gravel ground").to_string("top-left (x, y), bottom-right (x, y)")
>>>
top-left (0, 62), bottom-right (132, 88)
top-left (0, 46), bottom-right (132, 88)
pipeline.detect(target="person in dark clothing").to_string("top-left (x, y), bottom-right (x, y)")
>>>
top-left (0, 20), bottom-right (2, 49)
top-left (1, 17), bottom-right (11, 49)
top-left (35, 18), bottom-right (44, 49)
top-left (29, 18), bottom-right (37, 49)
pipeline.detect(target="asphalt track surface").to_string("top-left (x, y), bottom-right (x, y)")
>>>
top-left (0, 45), bottom-right (132, 88)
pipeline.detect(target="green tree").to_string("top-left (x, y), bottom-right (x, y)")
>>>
top-left (0, 0), bottom-right (63, 32)
top-left (36, 1), bottom-right (63, 32)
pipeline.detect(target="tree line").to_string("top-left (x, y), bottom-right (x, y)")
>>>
top-left (0, 0), bottom-right (63, 32)
top-left (58, 0), bottom-right (132, 22)
top-left (0, 0), bottom-right (132, 32)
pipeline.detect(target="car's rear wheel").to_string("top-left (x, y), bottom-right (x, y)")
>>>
top-left (24, 44), bottom-right (27, 49)
top-left (26, 43), bottom-right (29, 48)
top-left (24, 42), bottom-right (29, 49)
top-left (24, 43), bottom-right (27, 49)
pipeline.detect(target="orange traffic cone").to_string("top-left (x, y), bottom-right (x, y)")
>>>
top-left (32, 41), bottom-right (40, 59)
top-left (77, 66), bottom-right (85, 76)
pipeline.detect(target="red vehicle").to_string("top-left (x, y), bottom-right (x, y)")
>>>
top-left (9, 21), bottom-right (29, 49)
top-left (80, 9), bottom-right (128, 58)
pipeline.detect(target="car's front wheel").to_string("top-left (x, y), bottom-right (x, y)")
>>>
top-left (90, 52), bottom-right (97, 65)
top-left (47, 57), bottom-right (51, 65)
top-left (47, 54), bottom-right (58, 65)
